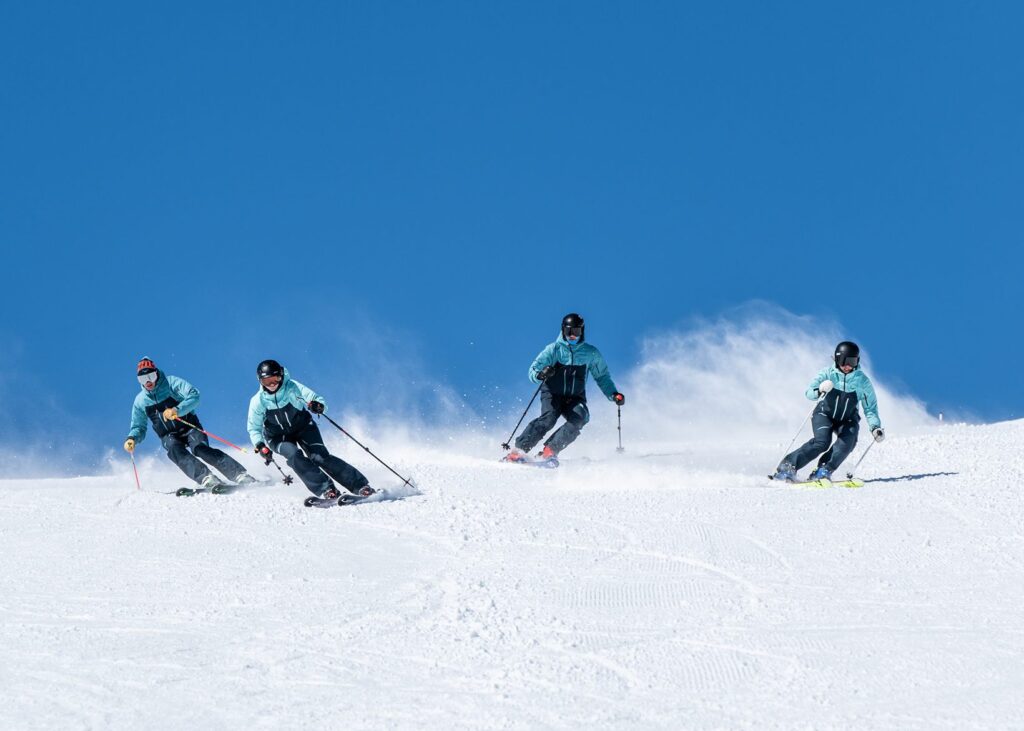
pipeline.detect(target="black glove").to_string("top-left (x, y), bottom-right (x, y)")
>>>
top-left (537, 364), bottom-right (558, 381)
top-left (307, 400), bottom-right (325, 414)
top-left (613, 392), bottom-right (625, 405)
top-left (255, 442), bottom-right (273, 465)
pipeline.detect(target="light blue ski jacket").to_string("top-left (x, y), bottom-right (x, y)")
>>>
top-left (806, 365), bottom-right (882, 430)
top-left (528, 334), bottom-right (619, 400)
top-left (127, 371), bottom-right (200, 444)
top-left (247, 368), bottom-right (326, 446)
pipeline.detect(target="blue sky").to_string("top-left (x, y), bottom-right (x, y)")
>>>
top-left (2, 2), bottom-right (1022, 470)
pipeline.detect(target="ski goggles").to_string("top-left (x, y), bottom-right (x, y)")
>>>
top-left (259, 374), bottom-right (283, 386)
top-left (137, 371), bottom-right (158, 386)
top-left (563, 326), bottom-right (583, 340)
top-left (836, 355), bottom-right (859, 368)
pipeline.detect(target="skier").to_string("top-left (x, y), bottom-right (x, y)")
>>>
top-left (247, 359), bottom-right (375, 500)
top-left (773, 341), bottom-right (885, 482)
top-left (124, 357), bottom-right (259, 490)
top-left (504, 313), bottom-right (625, 465)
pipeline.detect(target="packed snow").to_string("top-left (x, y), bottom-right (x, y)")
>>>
top-left (2, 319), bottom-right (1021, 729)
top-left (2, 421), bottom-right (1022, 729)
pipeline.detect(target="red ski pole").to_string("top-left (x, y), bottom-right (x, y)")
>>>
top-left (175, 415), bottom-right (294, 485)
top-left (130, 451), bottom-right (141, 490)
top-left (174, 416), bottom-right (248, 453)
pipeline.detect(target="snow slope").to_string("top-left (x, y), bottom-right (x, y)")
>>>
top-left (2, 419), bottom-right (1022, 730)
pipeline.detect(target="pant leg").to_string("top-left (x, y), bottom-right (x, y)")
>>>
top-left (822, 420), bottom-right (859, 471)
top-left (783, 412), bottom-right (835, 470)
top-left (186, 429), bottom-right (248, 482)
top-left (545, 398), bottom-right (590, 454)
top-left (514, 388), bottom-right (561, 452)
top-left (273, 439), bottom-right (331, 495)
top-left (297, 422), bottom-right (369, 493)
top-left (161, 433), bottom-right (212, 484)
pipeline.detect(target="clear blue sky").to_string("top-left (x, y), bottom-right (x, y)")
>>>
top-left (2, 2), bottom-right (1022, 469)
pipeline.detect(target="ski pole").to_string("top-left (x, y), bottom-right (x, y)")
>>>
top-left (846, 439), bottom-right (877, 480)
top-left (176, 416), bottom-right (295, 484)
top-left (501, 382), bottom-right (543, 451)
top-left (318, 413), bottom-right (415, 489)
top-left (174, 416), bottom-right (247, 453)
top-left (130, 451), bottom-right (141, 490)
top-left (616, 404), bottom-right (624, 453)
top-left (264, 454), bottom-right (295, 485)
top-left (770, 398), bottom-right (822, 476)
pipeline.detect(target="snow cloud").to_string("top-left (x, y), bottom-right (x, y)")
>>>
top-left (576, 303), bottom-right (934, 458)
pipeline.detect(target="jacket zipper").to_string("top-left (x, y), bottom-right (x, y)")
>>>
top-left (570, 347), bottom-right (576, 394)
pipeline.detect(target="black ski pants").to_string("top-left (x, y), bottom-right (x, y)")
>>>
top-left (269, 420), bottom-right (368, 497)
top-left (161, 429), bottom-right (247, 485)
top-left (515, 388), bottom-right (590, 455)
top-left (784, 412), bottom-right (860, 472)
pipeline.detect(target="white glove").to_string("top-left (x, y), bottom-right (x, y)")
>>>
top-left (817, 380), bottom-right (834, 395)
top-left (872, 427), bottom-right (885, 443)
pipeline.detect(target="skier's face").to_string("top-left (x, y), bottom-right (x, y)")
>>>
top-left (839, 364), bottom-right (855, 374)
top-left (137, 371), bottom-right (158, 391)
top-left (260, 375), bottom-right (282, 392)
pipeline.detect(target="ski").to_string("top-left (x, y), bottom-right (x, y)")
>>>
top-left (801, 479), bottom-right (864, 489)
top-left (500, 455), bottom-right (560, 469)
top-left (767, 476), bottom-right (864, 489)
top-left (175, 479), bottom-right (273, 497)
top-left (176, 486), bottom-right (236, 497)
top-left (303, 495), bottom-right (338, 508)
top-left (303, 488), bottom-right (384, 509)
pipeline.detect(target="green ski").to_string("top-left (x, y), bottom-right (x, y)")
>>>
top-left (788, 478), bottom-right (864, 489)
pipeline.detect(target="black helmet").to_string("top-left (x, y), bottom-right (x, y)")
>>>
top-left (834, 341), bottom-right (860, 369)
top-left (561, 313), bottom-right (585, 342)
top-left (257, 359), bottom-right (284, 380)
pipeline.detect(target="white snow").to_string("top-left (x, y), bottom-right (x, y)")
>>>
top-left (2, 418), bottom-right (1022, 729)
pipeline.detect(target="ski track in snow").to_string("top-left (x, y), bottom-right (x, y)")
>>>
top-left (1, 422), bottom-right (1023, 729)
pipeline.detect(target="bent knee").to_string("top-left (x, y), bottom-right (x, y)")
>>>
top-left (571, 404), bottom-right (590, 426)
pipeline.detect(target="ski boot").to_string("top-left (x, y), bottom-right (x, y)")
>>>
top-left (502, 448), bottom-right (529, 464)
top-left (199, 474), bottom-right (234, 494)
top-left (321, 486), bottom-right (341, 500)
top-left (536, 445), bottom-right (560, 468)
top-left (339, 486), bottom-right (376, 505)
top-left (810, 466), bottom-right (832, 482)
top-left (771, 462), bottom-right (797, 483)
top-left (234, 473), bottom-right (259, 486)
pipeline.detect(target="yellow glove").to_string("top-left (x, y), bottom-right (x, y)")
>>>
top-left (124, 438), bottom-right (136, 453)
top-left (162, 407), bottom-right (179, 422)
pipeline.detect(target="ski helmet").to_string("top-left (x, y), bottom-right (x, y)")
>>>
top-left (257, 359), bottom-right (284, 381)
top-left (561, 313), bottom-right (585, 343)
top-left (136, 357), bottom-right (157, 376)
top-left (834, 341), bottom-right (860, 369)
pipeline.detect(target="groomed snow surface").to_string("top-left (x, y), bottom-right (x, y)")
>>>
top-left (2, 420), bottom-right (1022, 730)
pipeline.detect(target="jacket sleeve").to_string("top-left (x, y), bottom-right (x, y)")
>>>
top-left (805, 367), bottom-right (831, 400)
top-left (168, 375), bottom-right (200, 416)
top-left (247, 394), bottom-right (266, 446)
top-left (528, 343), bottom-right (558, 384)
top-left (127, 397), bottom-right (148, 444)
top-left (291, 380), bottom-right (326, 413)
top-left (587, 347), bottom-right (619, 400)
top-left (857, 374), bottom-right (882, 430)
